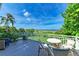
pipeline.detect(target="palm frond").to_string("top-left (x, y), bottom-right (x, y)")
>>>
top-left (0, 16), bottom-right (6, 24)
top-left (7, 13), bottom-right (15, 26)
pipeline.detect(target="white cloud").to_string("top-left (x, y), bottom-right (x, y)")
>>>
top-left (26, 18), bottom-right (31, 21)
top-left (24, 11), bottom-right (30, 17)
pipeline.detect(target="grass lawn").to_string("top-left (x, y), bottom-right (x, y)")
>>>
top-left (28, 35), bottom-right (48, 43)
top-left (27, 34), bottom-right (68, 44)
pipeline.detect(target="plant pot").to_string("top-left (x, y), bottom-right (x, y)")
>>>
top-left (0, 39), bottom-right (5, 50)
top-left (5, 38), bottom-right (12, 46)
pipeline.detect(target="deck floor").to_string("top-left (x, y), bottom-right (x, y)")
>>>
top-left (0, 40), bottom-right (79, 56)
top-left (0, 40), bottom-right (48, 56)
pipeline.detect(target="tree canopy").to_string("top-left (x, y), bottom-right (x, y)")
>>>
top-left (0, 13), bottom-right (15, 27)
top-left (62, 3), bottom-right (79, 36)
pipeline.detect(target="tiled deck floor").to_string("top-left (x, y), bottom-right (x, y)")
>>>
top-left (0, 40), bottom-right (48, 56)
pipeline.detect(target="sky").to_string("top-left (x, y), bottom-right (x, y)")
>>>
top-left (0, 3), bottom-right (67, 30)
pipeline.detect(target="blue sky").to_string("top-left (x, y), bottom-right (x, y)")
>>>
top-left (0, 3), bottom-right (67, 30)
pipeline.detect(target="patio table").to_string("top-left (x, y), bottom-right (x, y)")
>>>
top-left (47, 38), bottom-right (74, 56)
top-left (47, 38), bottom-right (61, 48)
top-left (47, 44), bottom-right (70, 56)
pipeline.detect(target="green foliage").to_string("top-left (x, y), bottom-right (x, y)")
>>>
top-left (0, 13), bottom-right (15, 27)
top-left (9, 32), bottom-right (20, 42)
top-left (61, 36), bottom-right (67, 44)
top-left (0, 13), bottom-right (18, 41)
top-left (54, 30), bottom-right (64, 34)
top-left (19, 28), bottom-right (25, 32)
top-left (28, 35), bottom-right (48, 43)
top-left (25, 29), bottom-right (35, 36)
top-left (62, 3), bottom-right (79, 36)
top-left (76, 32), bottom-right (79, 36)
top-left (0, 27), bottom-right (20, 41)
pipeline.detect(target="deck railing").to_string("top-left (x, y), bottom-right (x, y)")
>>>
top-left (28, 34), bottom-right (79, 49)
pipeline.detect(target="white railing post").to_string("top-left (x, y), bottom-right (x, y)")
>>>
top-left (75, 36), bottom-right (79, 50)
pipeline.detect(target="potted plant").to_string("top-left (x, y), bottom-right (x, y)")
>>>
top-left (4, 32), bottom-right (12, 46)
top-left (0, 38), bottom-right (5, 50)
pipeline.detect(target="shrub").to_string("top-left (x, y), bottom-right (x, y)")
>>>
top-left (76, 33), bottom-right (79, 36)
